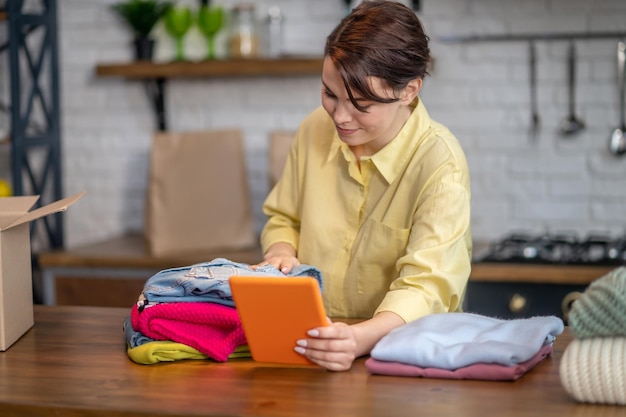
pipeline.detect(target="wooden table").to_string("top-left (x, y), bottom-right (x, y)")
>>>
top-left (1, 306), bottom-right (623, 417)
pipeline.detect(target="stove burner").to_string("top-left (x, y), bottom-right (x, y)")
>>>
top-left (479, 232), bottom-right (626, 266)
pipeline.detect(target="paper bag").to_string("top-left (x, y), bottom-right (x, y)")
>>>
top-left (145, 130), bottom-right (257, 256)
top-left (269, 131), bottom-right (295, 188)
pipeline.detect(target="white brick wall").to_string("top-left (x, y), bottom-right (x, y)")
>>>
top-left (19, 0), bottom-right (626, 248)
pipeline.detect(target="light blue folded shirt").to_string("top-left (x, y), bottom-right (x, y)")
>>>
top-left (370, 313), bottom-right (564, 369)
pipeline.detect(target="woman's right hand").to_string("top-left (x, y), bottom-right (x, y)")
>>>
top-left (252, 242), bottom-right (300, 273)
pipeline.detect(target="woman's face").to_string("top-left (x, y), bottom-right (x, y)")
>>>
top-left (321, 56), bottom-right (420, 158)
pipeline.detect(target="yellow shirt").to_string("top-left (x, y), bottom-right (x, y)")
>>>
top-left (261, 99), bottom-right (472, 322)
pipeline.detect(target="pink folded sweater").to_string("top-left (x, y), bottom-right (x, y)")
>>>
top-left (131, 302), bottom-right (247, 362)
top-left (365, 344), bottom-right (553, 381)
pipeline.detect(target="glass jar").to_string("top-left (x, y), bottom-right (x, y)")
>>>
top-left (229, 3), bottom-right (259, 59)
top-left (262, 6), bottom-right (284, 58)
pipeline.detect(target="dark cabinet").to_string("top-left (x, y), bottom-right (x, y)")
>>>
top-left (464, 281), bottom-right (586, 323)
top-left (465, 263), bottom-right (613, 323)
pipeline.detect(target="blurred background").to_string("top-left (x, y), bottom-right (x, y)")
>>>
top-left (2, 0), bottom-right (626, 247)
top-left (0, 0), bottom-right (626, 319)
top-left (2, 0), bottom-right (626, 314)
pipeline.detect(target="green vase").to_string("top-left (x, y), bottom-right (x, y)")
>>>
top-left (197, 5), bottom-right (224, 60)
top-left (163, 6), bottom-right (193, 61)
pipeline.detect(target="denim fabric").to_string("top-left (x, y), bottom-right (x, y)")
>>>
top-left (139, 257), bottom-right (323, 307)
top-left (123, 316), bottom-right (154, 348)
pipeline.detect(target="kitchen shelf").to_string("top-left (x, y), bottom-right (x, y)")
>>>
top-left (96, 57), bottom-right (324, 79)
top-left (95, 57), bottom-right (324, 131)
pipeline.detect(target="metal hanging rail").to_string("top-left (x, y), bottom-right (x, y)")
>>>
top-left (439, 31), bottom-right (626, 43)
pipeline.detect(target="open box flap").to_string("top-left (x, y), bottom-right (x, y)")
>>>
top-left (4, 191), bottom-right (85, 231)
top-left (0, 196), bottom-right (40, 230)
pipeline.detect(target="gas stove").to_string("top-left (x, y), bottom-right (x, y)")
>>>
top-left (477, 232), bottom-right (626, 266)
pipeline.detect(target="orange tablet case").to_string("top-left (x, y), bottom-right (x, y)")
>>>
top-left (229, 276), bottom-right (328, 365)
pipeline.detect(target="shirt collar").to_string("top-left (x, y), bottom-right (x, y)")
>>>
top-left (326, 98), bottom-right (432, 184)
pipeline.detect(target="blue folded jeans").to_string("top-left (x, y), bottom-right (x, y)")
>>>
top-left (139, 257), bottom-right (323, 308)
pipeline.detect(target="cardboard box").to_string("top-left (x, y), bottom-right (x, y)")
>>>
top-left (0, 191), bottom-right (84, 350)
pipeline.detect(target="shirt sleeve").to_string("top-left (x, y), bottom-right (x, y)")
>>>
top-left (374, 157), bottom-right (472, 323)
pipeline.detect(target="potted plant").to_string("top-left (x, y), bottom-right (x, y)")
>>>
top-left (111, 0), bottom-right (173, 61)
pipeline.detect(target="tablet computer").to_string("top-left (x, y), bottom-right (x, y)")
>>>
top-left (229, 275), bottom-right (328, 366)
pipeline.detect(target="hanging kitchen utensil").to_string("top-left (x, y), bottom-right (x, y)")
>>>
top-left (528, 40), bottom-right (540, 142)
top-left (559, 40), bottom-right (585, 136)
top-left (609, 40), bottom-right (626, 156)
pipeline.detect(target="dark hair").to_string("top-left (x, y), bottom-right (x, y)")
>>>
top-left (324, 0), bottom-right (430, 112)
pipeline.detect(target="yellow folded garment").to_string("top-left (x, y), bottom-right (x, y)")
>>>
top-left (228, 345), bottom-right (252, 359)
top-left (127, 341), bottom-right (251, 365)
top-left (559, 337), bottom-right (626, 405)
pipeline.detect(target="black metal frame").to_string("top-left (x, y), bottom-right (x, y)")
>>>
top-left (144, 78), bottom-right (167, 131)
top-left (6, 0), bottom-right (63, 248)
top-left (440, 31), bottom-right (626, 43)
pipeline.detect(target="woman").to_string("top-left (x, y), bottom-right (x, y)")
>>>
top-left (257, 0), bottom-right (472, 371)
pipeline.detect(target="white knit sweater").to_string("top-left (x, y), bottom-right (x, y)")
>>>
top-left (559, 337), bottom-right (626, 405)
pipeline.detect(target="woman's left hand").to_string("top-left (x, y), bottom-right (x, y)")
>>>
top-left (294, 321), bottom-right (358, 371)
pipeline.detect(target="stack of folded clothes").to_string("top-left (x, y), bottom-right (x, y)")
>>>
top-left (124, 257), bottom-right (323, 364)
top-left (366, 313), bottom-right (564, 381)
top-left (560, 267), bottom-right (626, 405)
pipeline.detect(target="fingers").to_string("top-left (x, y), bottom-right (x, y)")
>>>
top-left (295, 342), bottom-right (356, 371)
top-left (312, 322), bottom-right (351, 337)
top-left (251, 257), bottom-right (300, 273)
top-left (294, 323), bottom-right (357, 371)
